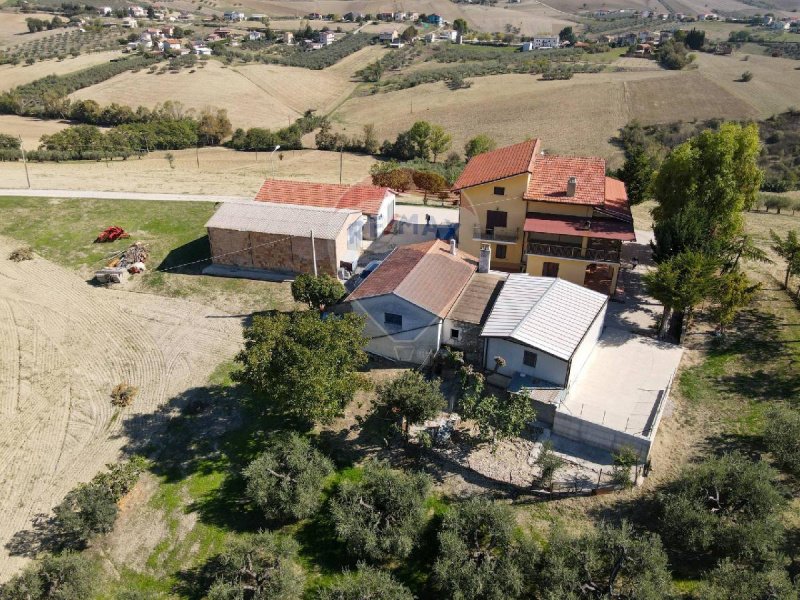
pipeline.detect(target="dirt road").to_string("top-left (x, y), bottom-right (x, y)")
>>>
top-left (0, 236), bottom-right (243, 581)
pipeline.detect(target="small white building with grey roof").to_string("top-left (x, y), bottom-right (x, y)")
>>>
top-left (203, 202), bottom-right (365, 278)
top-left (481, 274), bottom-right (608, 386)
top-left (481, 274), bottom-right (683, 459)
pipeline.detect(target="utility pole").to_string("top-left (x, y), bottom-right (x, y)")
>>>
top-left (18, 136), bottom-right (31, 189)
top-left (339, 146), bottom-right (343, 184)
top-left (310, 229), bottom-right (318, 276)
top-left (269, 145), bottom-right (281, 179)
top-left (195, 144), bottom-right (200, 168)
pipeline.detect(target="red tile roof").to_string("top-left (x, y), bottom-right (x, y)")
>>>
top-left (347, 240), bottom-right (477, 318)
top-left (524, 155), bottom-right (606, 205)
top-left (452, 139), bottom-right (541, 190)
top-left (254, 179), bottom-right (390, 215)
top-left (600, 177), bottom-right (633, 221)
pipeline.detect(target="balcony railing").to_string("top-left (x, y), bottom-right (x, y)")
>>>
top-left (472, 226), bottom-right (519, 244)
top-left (527, 242), bottom-right (620, 263)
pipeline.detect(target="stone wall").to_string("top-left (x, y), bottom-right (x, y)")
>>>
top-left (208, 228), bottom-right (338, 276)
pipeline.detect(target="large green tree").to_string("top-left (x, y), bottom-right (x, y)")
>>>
top-left (617, 145), bottom-right (655, 205)
top-left (291, 273), bottom-right (345, 311)
top-left (537, 522), bottom-right (673, 600)
top-left (651, 122), bottom-right (762, 258)
top-left (657, 453), bottom-right (786, 563)
top-left (464, 134), bottom-right (496, 159)
top-left (428, 124), bottom-right (452, 163)
top-left (244, 432), bottom-right (334, 521)
top-left (235, 311), bottom-right (369, 425)
top-left (432, 498), bottom-right (537, 600)
top-left (329, 462), bottom-right (430, 563)
top-left (642, 251), bottom-right (718, 338)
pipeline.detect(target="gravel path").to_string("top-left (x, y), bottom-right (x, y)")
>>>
top-left (0, 237), bottom-right (243, 581)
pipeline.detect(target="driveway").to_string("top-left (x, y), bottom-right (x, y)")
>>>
top-left (606, 229), bottom-right (662, 334)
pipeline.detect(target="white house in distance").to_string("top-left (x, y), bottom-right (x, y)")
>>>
top-left (528, 34), bottom-right (560, 49)
top-left (380, 30), bottom-right (399, 43)
top-left (254, 179), bottom-right (396, 241)
top-left (344, 240), bottom-right (477, 364)
top-left (482, 274), bottom-right (683, 459)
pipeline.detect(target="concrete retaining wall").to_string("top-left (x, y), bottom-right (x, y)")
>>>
top-left (553, 410), bottom-right (651, 458)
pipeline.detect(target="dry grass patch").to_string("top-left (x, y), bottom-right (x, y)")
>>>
top-left (8, 245), bottom-right (33, 261)
top-left (0, 114), bottom-right (71, 148)
top-left (693, 52), bottom-right (800, 119)
top-left (110, 382), bottom-right (139, 407)
top-left (68, 47), bottom-right (382, 130)
top-left (0, 50), bottom-right (122, 92)
top-left (0, 147), bottom-right (377, 195)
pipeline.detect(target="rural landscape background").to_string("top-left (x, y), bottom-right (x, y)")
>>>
top-left (1, 0), bottom-right (800, 595)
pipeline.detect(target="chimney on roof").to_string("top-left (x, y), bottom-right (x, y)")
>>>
top-left (478, 243), bottom-right (491, 273)
top-left (566, 176), bottom-right (577, 197)
top-left (449, 238), bottom-right (457, 256)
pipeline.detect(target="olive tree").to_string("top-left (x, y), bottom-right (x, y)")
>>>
top-left (329, 461), bottom-right (430, 563)
top-left (202, 532), bottom-right (305, 600)
top-left (657, 453), bottom-right (786, 563)
top-left (537, 522), bottom-right (673, 600)
top-left (764, 406), bottom-right (800, 477)
top-left (0, 552), bottom-right (97, 600)
top-left (244, 432), bottom-right (334, 522)
top-left (378, 371), bottom-right (446, 438)
top-left (317, 565), bottom-right (414, 600)
top-left (696, 560), bottom-right (798, 600)
top-left (432, 498), bottom-right (537, 600)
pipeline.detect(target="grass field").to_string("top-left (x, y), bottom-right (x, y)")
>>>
top-left (0, 147), bottom-right (377, 195)
top-left (0, 195), bottom-right (297, 313)
top-left (0, 49), bottom-right (122, 92)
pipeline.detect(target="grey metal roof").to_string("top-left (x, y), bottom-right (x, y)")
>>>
top-left (205, 201), bottom-right (360, 240)
top-left (481, 274), bottom-right (607, 361)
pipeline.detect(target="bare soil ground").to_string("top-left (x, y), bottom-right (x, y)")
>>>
top-left (69, 45), bottom-right (384, 129)
top-left (0, 115), bottom-right (71, 148)
top-left (0, 50), bottom-right (123, 92)
top-left (0, 147), bottom-right (377, 195)
top-left (0, 235), bottom-right (243, 582)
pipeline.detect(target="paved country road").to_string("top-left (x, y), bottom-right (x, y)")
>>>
top-left (0, 188), bottom-right (252, 203)
top-left (0, 189), bottom-right (462, 225)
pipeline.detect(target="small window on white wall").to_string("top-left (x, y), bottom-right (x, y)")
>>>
top-left (523, 350), bottom-right (538, 368)
top-left (451, 328), bottom-right (460, 340)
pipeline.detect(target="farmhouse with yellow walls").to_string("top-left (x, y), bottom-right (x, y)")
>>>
top-left (453, 139), bottom-right (635, 295)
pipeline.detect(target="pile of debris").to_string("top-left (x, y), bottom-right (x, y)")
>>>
top-left (95, 241), bottom-right (150, 284)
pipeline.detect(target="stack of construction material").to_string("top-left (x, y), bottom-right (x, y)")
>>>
top-left (95, 242), bottom-right (150, 283)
